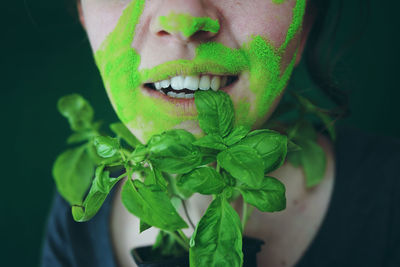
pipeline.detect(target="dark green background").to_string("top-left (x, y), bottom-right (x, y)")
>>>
top-left (2, 1), bottom-right (399, 266)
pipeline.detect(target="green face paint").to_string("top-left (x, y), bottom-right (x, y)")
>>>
top-left (94, 0), bottom-right (306, 143)
top-left (159, 12), bottom-right (220, 38)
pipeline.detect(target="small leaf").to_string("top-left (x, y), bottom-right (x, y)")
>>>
top-left (148, 130), bottom-right (202, 174)
top-left (94, 136), bottom-right (120, 158)
top-left (177, 166), bottom-right (225, 195)
top-left (217, 145), bottom-right (264, 188)
top-left (72, 165), bottom-right (124, 222)
top-left (190, 197), bottom-right (243, 267)
top-left (224, 126), bottom-right (250, 146)
top-left (315, 111), bottom-right (336, 141)
top-left (239, 177), bottom-right (286, 212)
top-left (193, 134), bottom-right (227, 151)
top-left (288, 140), bottom-right (302, 152)
top-left (53, 145), bottom-right (95, 205)
top-left (67, 131), bottom-right (96, 145)
top-left (195, 90), bottom-right (235, 137)
top-left (140, 220), bottom-right (152, 233)
top-left (121, 179), bottom-right (188, 231)
top-left (237, 129), bottom-right (288, 173)
top-left (57, 94), bottom-right (94, 132)
top-left (145, 165), bottom-right (168, 191)
top-left (153, 231), bottom-right (187, 258)
top-left (299, 139), bottom-right (327, 187)
top-left (110, 122), bottom-right (142, 148)
top-left (129, 144), bottom-right (148, 163)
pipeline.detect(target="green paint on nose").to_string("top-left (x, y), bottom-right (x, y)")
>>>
top-left (159, 12), bottom-right (220, 38)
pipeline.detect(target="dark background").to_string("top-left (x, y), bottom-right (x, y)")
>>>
top-left (2, 1), bottom-right (399, 266)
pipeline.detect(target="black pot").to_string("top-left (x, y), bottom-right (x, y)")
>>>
top-left (131, 236), bottom-right (265, 267)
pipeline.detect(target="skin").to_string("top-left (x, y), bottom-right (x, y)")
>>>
top-left (79, 0), bottom-right (309, 144)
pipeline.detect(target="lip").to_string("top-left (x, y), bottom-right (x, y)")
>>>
top-left (140, 75), bottom-right (239, 116)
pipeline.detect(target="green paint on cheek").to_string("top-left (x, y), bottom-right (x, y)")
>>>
top-left (272, 0), bottom-right (286, 4)
top-left (159, 12), bottom-right (220, 38)
top-left (94, 0), bottom-right (306, 143)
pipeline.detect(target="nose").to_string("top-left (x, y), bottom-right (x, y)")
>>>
top-left (149, 0), bottom-right (220, 43)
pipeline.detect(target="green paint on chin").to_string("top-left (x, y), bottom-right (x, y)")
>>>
top-left (94, 0), bottom-right (306, 143)
top-left (159, 12), bottom-right (220, 38)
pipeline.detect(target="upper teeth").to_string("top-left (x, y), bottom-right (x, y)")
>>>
top-left (153, 75), bottom-right (229, 95)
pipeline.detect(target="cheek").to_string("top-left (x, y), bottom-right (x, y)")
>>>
top-left (82, 1), bottom-right (130, 51)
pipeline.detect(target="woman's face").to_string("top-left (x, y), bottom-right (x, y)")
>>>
top-left (80, 0), bottom-right (309, 143)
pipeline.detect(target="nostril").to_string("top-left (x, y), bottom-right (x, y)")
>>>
top-left (157, 30), bottom-right (170, 37)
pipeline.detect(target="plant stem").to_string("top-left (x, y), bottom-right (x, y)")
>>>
top-left (241, 202), bottom-right (255, 231)
top-left (182, 200), bottom-right (196, 229)
top-left (177, 229), bottom-right (190, 245)
top-left (168, 231), bottom-right (189, 251)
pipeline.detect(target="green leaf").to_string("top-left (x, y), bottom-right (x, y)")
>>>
top-left (298, 139), bottom-right (327, 187)
top-left (288, 140), bottom-right (302, 152)
top-left (110, 122), bottom-right (142, 148)
top-left (177, 167), bottom-right (225, 195)
top-left (94, 136), bottom-right (120, 158)
top-left (72, 165), bottom-right (124, 222)
top-left (198, 147), bottom-right (219, 166)
top-left (57, 94), bottom-right (94, 132)
top-left (145, 165), bottom-right (168, 191)
top-left (153, 231), bottom-right (187, 258)
top-left (129, 144), bottom-right (148, 163)
top-left (53, 145), bottom-right (95, 205)
top-left (224, 126), bottom-right (250, 146)
top-left (148, 129), bottom-right (202, 174)
top-left (195, 90), bottom-right (235, 137)
top-left (239, 177), bottom-right (286, 212)
top-left (121, 179), bottom-right (188, 231)
top-left (193, 134), bottom-right (227, 151)
top-left (190, 197), bottom-right (243, 267)
top-left (67, 131), bottom-right (96, 145)
top-left (237, 129), bottom-right (288, 173)
top-left (217, 145), bottom-right (264, 188)
top-left (315, 111), bottom-right (336, 141)
top-left (140, 220), bottom-right (152, 233)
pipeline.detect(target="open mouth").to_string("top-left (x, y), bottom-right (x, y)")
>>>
top-left (144, 74), bottom-right (239, 99)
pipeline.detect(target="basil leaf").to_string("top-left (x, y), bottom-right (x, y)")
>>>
top-left (153, 231), bottom-right (187, 258)
top-left (140, 220), bottom-right (152, 233)
top-left (193, 134), bottom-right (227, 151)
top-left (67, 131), bottom-right (96, 145)
top-left (237, 129), bottom-right (288, 173)
top-left (129, 144), bottom-right (148, 163)
top-left (177, 167), bottom-right (225, 195)
top-left (195, 90), bottom-right (235, 137)
top-left (298, 139), bottom-right (327, 187)
top-left (94, 136), bottom-right (120, 158)
top-left (121, 179), bottom-right (188, 231)
top-left (315, 111), bottom-right (336, 141)
top-left (53, 145), bottom-right (94, 205)
top-left (110, 122), bottom-right (141, 148)
top-left (239, 177), bottom-right (286, 212)
top-left (57, 94), bottom-right (94, 132)
top-left (224, 126), bottom-right (250, 146)
top-left (190, 197), bottom-right (243, 267)
top-left (145, 165), bottom-right (168, 191)
top-left (217, 145), bottom-right (264, 188)
top-left (199, 147), bottom-right (219, 165)
top-left (72, 165), bottom-right (123, 222)
top-left (148, 130), bottom-right (202, 174)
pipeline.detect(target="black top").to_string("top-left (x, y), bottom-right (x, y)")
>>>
top-left (41, 126), bottom-right (400, 267)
